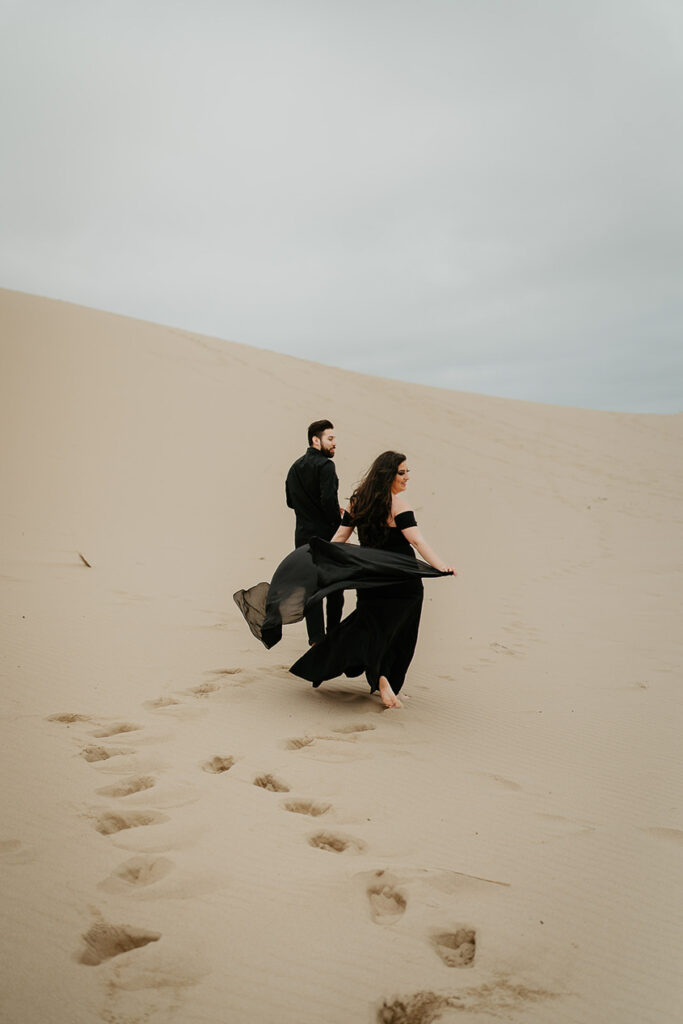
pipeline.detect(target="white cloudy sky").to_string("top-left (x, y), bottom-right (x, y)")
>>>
top-left (1, 0), bottom-right (682, 412)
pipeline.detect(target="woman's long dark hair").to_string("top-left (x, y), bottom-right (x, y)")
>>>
top-left (349, 451), bottom-right (406, 547)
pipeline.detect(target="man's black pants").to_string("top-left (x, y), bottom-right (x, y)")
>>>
top-left (304, 589), bottom-right (344, 646)
top-left (295, 534), bottom-right (344, 644)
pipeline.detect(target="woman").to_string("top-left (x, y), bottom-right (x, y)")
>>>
top-left (289, 451), bottom-right (456, 708)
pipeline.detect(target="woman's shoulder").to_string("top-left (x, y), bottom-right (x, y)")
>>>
top-left (388, 495), bottom-right (416, 528)
top-left (391, 495), bottom-right (413, 515)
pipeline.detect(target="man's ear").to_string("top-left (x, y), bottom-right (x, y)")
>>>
top-left (311, 436), bottom-right (321, 449)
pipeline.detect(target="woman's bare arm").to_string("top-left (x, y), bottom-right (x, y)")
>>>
top-left (391, 496), bottom-right (456, 574)
top-left (330, 524), bottom-right (354, 543)
top-left (400, 526), bottom-right (456, 574)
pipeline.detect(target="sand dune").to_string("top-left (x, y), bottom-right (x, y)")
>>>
top-left (1, 288), bottom-right (681, 1024)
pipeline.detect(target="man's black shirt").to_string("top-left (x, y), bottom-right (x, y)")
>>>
top-left (285, 447), bottom-right (341, 547)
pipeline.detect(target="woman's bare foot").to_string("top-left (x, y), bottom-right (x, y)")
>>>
top-left (378, 676), bottom-right (402, 709)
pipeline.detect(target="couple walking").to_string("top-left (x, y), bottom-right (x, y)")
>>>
top-left (236, 419), bottom-right (456, 709)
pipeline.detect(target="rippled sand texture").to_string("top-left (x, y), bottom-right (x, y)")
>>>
top-left (1, 288), bottom-right (681, 1024)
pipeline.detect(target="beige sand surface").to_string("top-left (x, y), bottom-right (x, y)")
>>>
top-left (1, 288), bottom-right (681, 1024)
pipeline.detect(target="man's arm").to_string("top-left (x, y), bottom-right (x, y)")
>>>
top-left (319, 461), bottom-right (342, 529)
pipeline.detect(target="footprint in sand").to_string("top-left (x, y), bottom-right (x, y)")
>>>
top-left (187, 682), bottom-right (221, 698)
top-left (641, 827), bottom-right (683, 845)
top-left (100, 855), bottom-right (175, 893)
top-left (142, 695), bottom-right (201, 723)
top-left (490, 641), bottom-right (518, 656)
top-left (284, 799), bottom-right (331, 818)
top-left (210, 667), bottom-right (243, 675)
top-left (0, 839), bottom-right (36, 865)
top-left (378, 979), bottom-right (555, 1023)
top-left (285, 736), bottom-right (316, 750)
top-left (201, 756), bottom-right (235, 774)
top-left (367, 882), bottom-right (407, 924)
top-left (96, 776), bottom-right (156, 798)
top-left (0, 839), bottom-right (23, 855)
top-left (100, 854), bottom-right (226, 901)
top-left (143, 696), bottom-right (182, 711)
top-left (92, 810), bottom-right (169, 835)
top-left (81, 745), bottom-right (135, 764)
top-left (47, 713), bottom-right (92, 724)
top-left (308, 832), bottom-right (365, 854)
top-left (91, 723), bottom-right (142, 738)
top-left (378, 991), bottom-right (451, 1024)
top-left (332, 723), bottom-right (377, 735)
top-left (253, 774), bottom-right (290, 792)
top-left (357, 866), bottom-right (508, 914)
top-left (201, 668), bottom-right (258, 692)
top-left (284, 734), bottom-right (372, 762)
top-left (77, 917), bottom-right (161, 966)
top-left (432, 928), bottom-right (477, 967)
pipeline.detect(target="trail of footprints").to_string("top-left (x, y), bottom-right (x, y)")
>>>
top-left (259, 726), bottom-right (478, 967)
top-left (47, 667), bottom-right (477, 987)
top-left (47, 710), bottom-right (170, 966)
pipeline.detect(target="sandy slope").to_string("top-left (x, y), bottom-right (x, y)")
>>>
top-left (1, 288), bottom-right (681, 1024)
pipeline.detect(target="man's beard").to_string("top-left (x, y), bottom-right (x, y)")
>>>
top-left (321, 446), bottom-right (335, 458)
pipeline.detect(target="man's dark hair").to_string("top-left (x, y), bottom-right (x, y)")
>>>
top-left (308, 419), bottom-right (334, 446)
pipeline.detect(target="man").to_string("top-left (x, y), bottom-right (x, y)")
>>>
top-left (285, 419), bottom-right (344, 645)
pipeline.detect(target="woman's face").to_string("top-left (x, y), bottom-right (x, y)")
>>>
top-left (392, 460), bottom-right (409, 493)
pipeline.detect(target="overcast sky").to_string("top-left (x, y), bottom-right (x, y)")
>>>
top-left (1, 0), bottom-right (682, 412)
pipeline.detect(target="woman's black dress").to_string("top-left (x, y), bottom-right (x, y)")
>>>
top-left (289, 511), bottom-right (423, 694)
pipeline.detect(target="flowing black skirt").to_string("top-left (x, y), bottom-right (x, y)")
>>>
top-left (234, 538), bottom-right (448, 650)
top-left (289, 580), bottom-right (423, 694)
